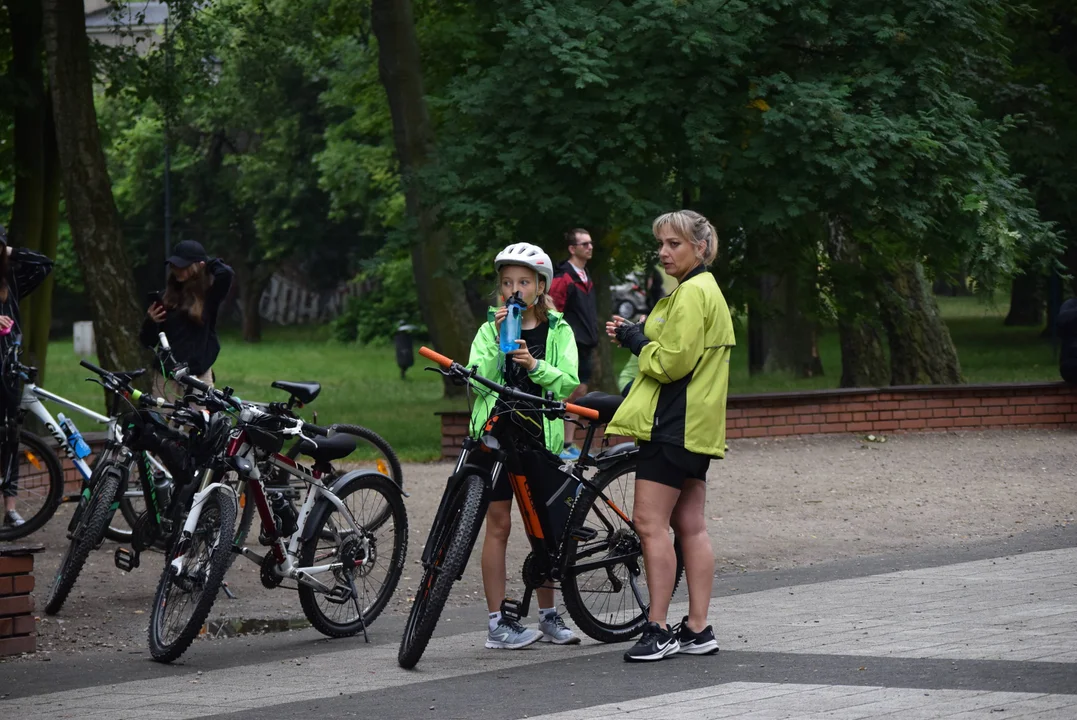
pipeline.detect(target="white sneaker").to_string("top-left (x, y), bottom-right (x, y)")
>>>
top-left (485, 617), bottom-right (542, 649)
top-left (538, 613), bottom-right (581, 645)
top-left (3, 509), bottom-right (25, 527)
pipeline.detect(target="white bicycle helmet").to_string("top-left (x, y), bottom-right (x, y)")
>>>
top-left (494, 242), bottom-right (554, 287)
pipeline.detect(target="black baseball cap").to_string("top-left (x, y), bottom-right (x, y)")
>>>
top-left (165, 240), bottom-right (209, 268)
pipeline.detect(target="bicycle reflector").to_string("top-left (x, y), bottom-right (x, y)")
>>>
top-left (24, 451), bottom-right (42, 470)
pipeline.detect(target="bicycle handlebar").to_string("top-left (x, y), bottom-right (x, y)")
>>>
top-left (418, 346), bottom-right (601, 422)
top-left (174, 366), bottom-right (242, 412)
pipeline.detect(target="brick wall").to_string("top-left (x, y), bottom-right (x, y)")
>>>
top-left (438, 382), bottom-right (1077, 459)
top-left (0, 544), bottom-right (42, 657)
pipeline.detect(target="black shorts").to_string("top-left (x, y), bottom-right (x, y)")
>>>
top-left (576, 344), bottom-right (595, 384)
top-left (636, 441), bottom-right (712, 490)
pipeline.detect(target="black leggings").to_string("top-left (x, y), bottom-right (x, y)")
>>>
top-left (0, 381), bottom-right (20, 498)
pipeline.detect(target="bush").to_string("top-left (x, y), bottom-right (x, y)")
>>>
top-left (331, 255), bottom-right (426, 344)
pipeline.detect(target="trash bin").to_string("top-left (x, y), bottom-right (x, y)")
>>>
top-left (394, 323), bottom-right (417, 379)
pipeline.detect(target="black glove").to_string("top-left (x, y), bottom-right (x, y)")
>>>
top-left (615, 322), bottom-right (650, 356)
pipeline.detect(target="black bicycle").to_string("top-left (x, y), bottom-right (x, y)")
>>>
top-left (397, 347), bottom-right (683, 669)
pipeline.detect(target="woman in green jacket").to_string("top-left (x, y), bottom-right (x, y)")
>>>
top-left (606, 210), bottom-right (735, 663)
top-left (466, 242), bottom-right (582, 650)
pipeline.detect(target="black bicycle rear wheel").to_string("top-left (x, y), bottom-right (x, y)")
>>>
top-left (148, 488), bottom-right (236, 663)
top-left (298, 473), bottom-right (408, 637)
top-left (44, 465), bottom-right (122, 615)
top-left (0, 430), bottom-right (65, 541)
top-left (561, 458), bottom-right (684, 643)
top-left (398, 474), bottom-right (485, 669)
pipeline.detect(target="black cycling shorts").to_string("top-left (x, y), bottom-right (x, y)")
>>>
top-left (636, 441), bottom-right (712, 490)
top-left (576, 344), bottom-right (595, 384)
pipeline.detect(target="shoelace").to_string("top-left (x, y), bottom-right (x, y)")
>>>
top-left (544, 614), bottom-right (568, 630)
top-left (501, 617), bottom-right (528, 634)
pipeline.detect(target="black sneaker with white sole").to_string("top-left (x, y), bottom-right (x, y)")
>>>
top-left (624, 622), bottom-right (680, 662)
top-left (675, 616), bottom-right (720, 655)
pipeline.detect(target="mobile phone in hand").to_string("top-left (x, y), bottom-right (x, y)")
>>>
top-left (147, 291), bottom-right (162, 307)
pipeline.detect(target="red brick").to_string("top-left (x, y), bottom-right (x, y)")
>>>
top-left (0, 618), bottom-right (11, 637)
top-left (794, 404), bottom-right (822, 415)
top-left (726, 408), bottom-right (743, 419)
top-left (844, 402), bottom-right (874, 412)
top-left (1039, 414), bottom-right (1066, 424)
top-left (839, 413), bottom-right (853, 422)
top-left (878, 411), bottom-right (893, 420)
top-left (931, 408), bottom-right (949, 418)
top-left (0, 577), bottom-right (11, 596)
top-left (981, 416), bottom-right (1012, 426)
top-left (876, 401), bottom-right (900, 411)
top-left (792, 424), bottom-right (820, 434)
top-left (926, 417), bottom-right (953, 428)
top-left (952, 417), bottom-right (982, 428)
top-left (952, 397), bottom-right (981, 408)
top-left (1066, 413), bottom-right (1077, 423)
top-left (0, 635), bottom-right (35, 656)
top-left (1013, 406), bottom-right (1034, 416)
top-left (726, 428), bottom-right (744, 439)
top-left (744, 407), bottom-right (771, 418)
top-left (748, 417), bottom-right (764, 427)
top-left (809, 414), bottom-right (828, 424)
top-left (864, 411), bottom-right (880, 421)
top-left (824, 412), bottom-right (843, 423)
top-left (0, 557), bottom-right (32, 575)
top-left (768, 416), bottom-right (788, 426)
top-left (12, 576), bottom-right (33, 594)
top-left (926, 399), bottom-right (953, 409)
top-left (819, 423), bottom-right (847, 433)
top-left (1001, 406), bottom-right (1016, 416)
top-left (740, 427), bottom-right (769, 438)
top-left (847, 422), bottom-right (874, 432)
top-left (899, 419), bottom-right (928, 429)
top-left (11, 615), bottom-right (34, 635)
top-left (980, 397), bottom-right (1009, 407)
top-left (892, 410), bottom-right (907, 420)
top-left (959, 407), bottom-right (979, 417)
top-left (874, 420), bottom-right (900, 431)
top-left (903, 400), bottom-right (927, 410)
top-left (768, 426), bottom-right (798, 436)
top-left (1008, 396), bottom-right (1040, 406)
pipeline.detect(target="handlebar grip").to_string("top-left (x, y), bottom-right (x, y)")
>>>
top-left (79, 359), bottom-right (107, 377)
top-left (566, 403), bottom-right (601, 421)
top-left (176, 369), bottom-right (210, 393)
top-left (158, 331), bottom-right (171, 351)
top-left (419, 346), bottom-right (453, 368)
top-left (304, 422), bottom-right (330, 437)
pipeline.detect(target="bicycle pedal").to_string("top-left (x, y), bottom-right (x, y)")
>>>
top-left (499, 598), bottom-right (524, 622)
top-left (114, 547), bottom-right (139, 572)
top-left (570, 527), bottom-right (598, 542)
top-left (325, 585), bottom-right (353, 605)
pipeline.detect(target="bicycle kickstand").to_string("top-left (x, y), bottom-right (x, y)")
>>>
top-left (346, 574), bottom-right (369, 643)
top-left (221, 581), bottom-right (237, 600)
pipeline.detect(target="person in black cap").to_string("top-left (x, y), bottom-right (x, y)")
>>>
top-left (140, 240), bottom-right (233, 397)
top-left (0, 224), bottom-right (54, 528)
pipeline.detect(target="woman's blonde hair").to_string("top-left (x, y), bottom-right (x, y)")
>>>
top-left (162, 263), bottom-right (212, 324)
top-left (652, 210), bottom-right (719, 265)
top-left (495, 266), bottom-right (555, 323)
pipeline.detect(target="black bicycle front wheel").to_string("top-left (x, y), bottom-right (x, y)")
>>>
top-left (44, 465), bottom-right (122, 615)
top-left (398, 474), bottom-right (485, 669)
top-left (298, 473), bottom-right (408, 637)
top-left (561, 458), bottom-right (684, 643)
top-left (0, 430), bottom-right (65, 542)
top-left (148, 488), bottom-right (236, 663)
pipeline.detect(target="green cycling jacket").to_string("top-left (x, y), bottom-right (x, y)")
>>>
top-left (606, 266), bottom-right (735, 457)
top-left (466, 308), bottom-right (580, 453)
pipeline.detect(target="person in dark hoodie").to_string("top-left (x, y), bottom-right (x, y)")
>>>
top-left (0, 224), bottom-right (54, 528)
top-left (140, 240), bottom-right (233, 398)
top-left (549, 228), bottom-right (599, 459)
top-left (1057, 297), bottom-right (1077, 383)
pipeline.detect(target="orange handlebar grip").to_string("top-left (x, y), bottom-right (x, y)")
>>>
top-left (419, 346), bottom-right (454, 368)
top-left (566, 403), bottom-right (600, 421)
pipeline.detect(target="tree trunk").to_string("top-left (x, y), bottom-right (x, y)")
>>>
top-left (825, 216), bottom-right (888, 387)
top-left (236, 265), bottom-right (270, 343)
top-left (371, 0), bottom-right (476, 395)
top-left (758, 271), bottom-right (823, 378)
top-left (588, 233), bottom-right (618, 394)
top-left (1003, 271), bottom-right (1043, 327)
top-left (879, 259), bottom-right (963, 385)
top-left (6, 0), bottom-right (60, 382)
top-left (42, 0), bottom-right (145, 373)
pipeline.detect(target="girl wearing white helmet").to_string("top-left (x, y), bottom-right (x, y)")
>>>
top-left (465, 242), bottom-right (583, 650)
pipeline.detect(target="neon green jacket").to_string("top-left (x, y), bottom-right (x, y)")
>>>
top-left (606, 266), bottom-right (735, 457)
top-left (466, 308), bottom-right (580, 453)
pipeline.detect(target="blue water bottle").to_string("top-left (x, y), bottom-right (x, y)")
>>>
top-left (499, 293), bottom-right (525, 354)
top-left (57, 413), bottom-right (92, 459)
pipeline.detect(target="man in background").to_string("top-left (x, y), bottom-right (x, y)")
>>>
top-left (550, 228), bottom-right (598, 460)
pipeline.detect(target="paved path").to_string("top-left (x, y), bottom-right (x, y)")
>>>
top-left (3, 526), bottom-right (1074, 719)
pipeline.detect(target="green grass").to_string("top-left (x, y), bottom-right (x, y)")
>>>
top-left (39, 298), bottom-right (1059, 460)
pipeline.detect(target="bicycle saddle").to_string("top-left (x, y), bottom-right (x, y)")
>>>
top-left (294, 433), bottom-right (356, 463)
top-left (573, 392), bottom-right (624, 424)
top-left (271, 380), bottom-right (321, 405)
